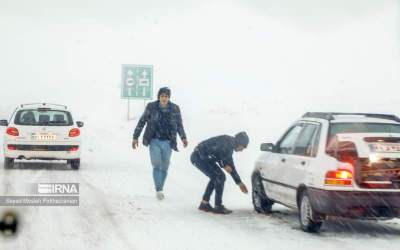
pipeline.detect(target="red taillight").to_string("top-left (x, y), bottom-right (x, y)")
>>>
top-left (325, 170), bottom-right (353, 186)
top-left (69, 146), bottom-right (79, 152)
top-left (69, 128), bottom-right (80, 137)
top-left (6, 127), bottom-right (19, 136)
top-left (7, 145), bottom-right (16, 150)
top-left (325, 163), bottom-right (354, 186)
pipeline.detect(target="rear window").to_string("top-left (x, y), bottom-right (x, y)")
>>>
top-left (329, 123), bottom-right (400, 137)
top-left (14, 109), bottom-right (73, 126)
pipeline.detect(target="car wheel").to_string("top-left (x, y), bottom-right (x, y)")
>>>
top-left (251, 171), bottom-right (273, 214)
top-left (4, 158), bottom-right (14, 169)
top-left (299, 190), bottom-right (323, 233)
top-left (70, 159), bottom-right (80, 170)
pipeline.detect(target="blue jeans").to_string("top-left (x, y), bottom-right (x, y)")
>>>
top-left (149, 139), bottom-right (172, 192)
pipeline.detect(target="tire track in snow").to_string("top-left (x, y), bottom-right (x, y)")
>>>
top-left (68, 173), bottom-right (137, 250)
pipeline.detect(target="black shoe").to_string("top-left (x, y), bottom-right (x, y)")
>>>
top-left (198, 202), bottom-right (214, 213)
top-left (213, 205), bottom-right (233, 214)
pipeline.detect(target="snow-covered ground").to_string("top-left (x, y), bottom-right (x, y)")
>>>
top-left (1, 106), bottom-right (400, 250)
top-left (1, 0), bottom-right (400, 249)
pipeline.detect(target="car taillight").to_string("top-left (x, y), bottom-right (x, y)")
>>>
top-left (325, 163), bottom-right (354, 186)
top-left (325, 170), bottom-right (353, 186)
top-left (6, 127), bottom-right (19, 136)
top-left (69, 146), bottom-right (79, 152)
top-left (7, 145), bottom-right (16, 150)
top-left (69, 128), bottom-right (80, 137)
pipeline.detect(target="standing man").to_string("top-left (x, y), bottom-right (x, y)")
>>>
top-left (132, 87), bottom-right (188, 200)
top-left (190, 132), bottom-right (249, 214)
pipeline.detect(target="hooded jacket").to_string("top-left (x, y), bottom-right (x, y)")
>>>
top-left (196, 135), bottom-right (242, 184)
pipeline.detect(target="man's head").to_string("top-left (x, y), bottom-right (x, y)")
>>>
top-left (158, 87), bottom-right (171, 106)
top-left (234, 131), bottom-right (249, 152)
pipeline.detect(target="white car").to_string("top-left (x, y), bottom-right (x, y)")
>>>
top-left (252, 112), bottom-right (400, 233)
top-left (0, 103), bottom-right (83, 170)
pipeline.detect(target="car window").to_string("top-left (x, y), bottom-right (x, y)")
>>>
top-left (293, 123), bottom-right (320, 157)
top-left (276, 124), bottom-right (304, 154)
top-left (329, 123), bottom-right (400, 137)
top-left (14, 109), bottom-right (73, 126)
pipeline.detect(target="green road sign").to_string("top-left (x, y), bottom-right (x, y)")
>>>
top-left (121, 64), bottom-right (153, 99)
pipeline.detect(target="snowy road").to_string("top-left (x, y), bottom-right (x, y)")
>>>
top-left (1, 124), bottom-right (400, 250)
top-left (1, 0), bottom-right (399, 249)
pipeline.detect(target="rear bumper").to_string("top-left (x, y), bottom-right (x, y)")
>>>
top-left (308, 187), bottom-right (400, 218)
top-left (4, 145), bottom-right (81, 160)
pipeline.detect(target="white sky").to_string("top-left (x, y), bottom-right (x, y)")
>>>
top-left (0, 0), bottom-right (399, 121)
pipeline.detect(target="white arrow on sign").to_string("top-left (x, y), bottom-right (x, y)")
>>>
top-left (125, 70), bottom-right (134, 87)
top-left (138, 70), bottom-right (150, 97)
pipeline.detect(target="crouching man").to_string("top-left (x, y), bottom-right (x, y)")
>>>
top-left (190, 132), bottom-right (249, 214)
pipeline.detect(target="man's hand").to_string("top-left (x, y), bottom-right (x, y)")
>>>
top-left (223, 165), bottom-right (233, 173)
top-left (182, 138), bottom-right (188, 148)
top-left (132, 139), bottom-right (139, 150)
top-left (239, 183), bottom-right (248, 194)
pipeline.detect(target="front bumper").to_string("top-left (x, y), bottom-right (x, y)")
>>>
top-left (308, 188), bottom-right (400, 218)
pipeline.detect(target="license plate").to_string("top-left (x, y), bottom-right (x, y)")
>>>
top-left (369, 143), bottom-right (400, 153)
top-left (32, 133), bottom-right (57, 141)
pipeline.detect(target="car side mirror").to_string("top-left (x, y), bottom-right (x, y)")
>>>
top-left (260, 143), bottom-right (274, 152)
top-left (76, 121), bottom-right (84, 128)
top-left (0, 120), bottom-right (8, 126)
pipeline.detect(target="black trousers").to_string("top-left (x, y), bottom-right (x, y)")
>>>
top-left (191, 151), bottom-right (226, 206)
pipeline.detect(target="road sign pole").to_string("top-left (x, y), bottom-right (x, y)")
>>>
top-left (127, 99), bottom-right (130, 121)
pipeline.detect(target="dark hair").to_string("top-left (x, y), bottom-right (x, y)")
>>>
top-left (157, 87), bottom-right (171, 99)
top-left (235, 131), bottom-right (249, 148)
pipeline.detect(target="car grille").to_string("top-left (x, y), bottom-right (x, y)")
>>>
top-left (9, 145), bottom-right (79, 151)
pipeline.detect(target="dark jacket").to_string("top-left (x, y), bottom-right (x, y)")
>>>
top-left (133, 101), bottom-right (186, 151)
top-left (196, 135), bottom-right (242, 184)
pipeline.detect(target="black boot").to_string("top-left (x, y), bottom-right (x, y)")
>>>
top-left (213, 205), bottom-right (233, 214)
top-left (199, 202), bottom-right (214, 212)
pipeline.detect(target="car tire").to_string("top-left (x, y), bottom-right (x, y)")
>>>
top-left (4, 158), bottom-right (14, 169)
top-left (251, 171), bottom-right (273, 214)
top-left (70, 159), bottom-right (80, 170)
top-left (298, 190), bottom-right (323, 233)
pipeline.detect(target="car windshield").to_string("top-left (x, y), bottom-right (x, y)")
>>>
top-left (14, 109), bottom-right (73, 126)
top-left (329, 123), bottom-right (400, 137)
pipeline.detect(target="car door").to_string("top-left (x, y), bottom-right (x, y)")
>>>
top-left (281, 122), bottom-right (321, 207)
top-left (262, 123), bottom-right (304, 205)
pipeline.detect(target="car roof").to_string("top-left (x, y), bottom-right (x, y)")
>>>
top-left (17, 103), bottom-right (69, 111)
top-left (330, 115), bottom-right (400, 124)
top-left (300, 116), bottom-right (400, 125)
top-left (301, 112), bottom-right (400, 124)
